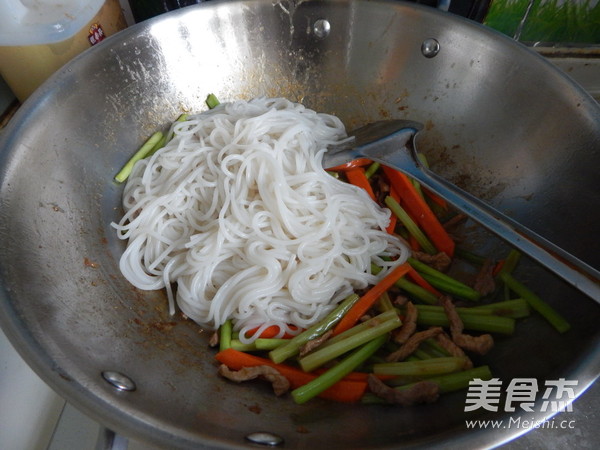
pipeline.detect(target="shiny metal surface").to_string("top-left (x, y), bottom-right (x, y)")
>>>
top-left (0, 1), bottom-right (598, 448)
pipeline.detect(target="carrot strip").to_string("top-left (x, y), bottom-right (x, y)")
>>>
top-left (423, 188), bottom-right (448, 210)
top-left (407, 234), bottom-right (421, 251)
top-left (386, 186), bottom-right (399, 234)
top-left (332, 262), bottom-right (411, 336)
top-left (382, 166), bottom-right (455, 257)
top-left (215, 348), bottom-right (366, 402)
top-left (325, 158), bottom-right (372, 172)
top-left (492, 260), bottom-right (505, 277)
top-left (407, 267), bottom-right (442, 296)
top-left (245, 324), bottom-right (300, 339)
top-left (345, 167), bottom-right (376, 201)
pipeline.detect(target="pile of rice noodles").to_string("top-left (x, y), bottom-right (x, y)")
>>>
top-left (113, 97), bottom-right (410, 343)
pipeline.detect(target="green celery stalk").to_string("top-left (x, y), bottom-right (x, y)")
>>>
top-left (408, 257), bottom-right (481, 301)
top-left (206, 93), bottom-right (220, 109)
top-left (269, 294), bottom-right (359, 363)
top-left (292, 334), bottom-right (387, 404)
top-left (376, 291), bottom-right (395, 312)
top-left (230, 340), bottom-right (258, 352)
top-left (114, 131), bottom-right (163, 183)
top-left (371, 263), bottom-right (439, 305)
top-left (299, 313), bottom-right (401, 372)
top-left (412, 348), bottom-right (436, 360)
top-left (157, 113), bottom-right (189, 152)
top-left (396, 278), bottom-right (439, 305)
top-left (496, 249), bottom-right (522, 278)
top-left (415, 309), bottom-right (515, 335)
top-left (421, 339), bottom-right (451, 357)
top-left (455, 247), bottom-right (488, 266)
top-left (219, 319), bottom-right (233, 352)
top-left (364, 161), bottom-right (381, 179)
top-left (362, 365), bottom-right (493, 403)
top-left (319, 310), bottom-right (399, 349)
top-left (385, 196), bottom-right (437, 255)
top-left (413, 304), bottom-right (492, 316)
top-left (254, 338), bottom-right (289, 350)
top-left (499, 272), bottom-right (570, 333)
top-left (470, 298), bottom-right (530, 319)
top-left (373, 356), bottom-right (467, 377)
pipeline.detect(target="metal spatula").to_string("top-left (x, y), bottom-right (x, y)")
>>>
top-left (323, 120), bottom-right (600, 303)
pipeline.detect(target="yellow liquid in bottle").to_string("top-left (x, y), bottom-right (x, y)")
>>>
top-left (0, 0), bottom-right (127, 102)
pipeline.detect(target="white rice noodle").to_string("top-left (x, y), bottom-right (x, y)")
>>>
top-left (113, 97), bottom-right (410, 343)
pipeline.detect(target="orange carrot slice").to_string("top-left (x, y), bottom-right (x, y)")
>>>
top-left (325, 158), bottom-right (373, 172)
top-left (332, 262), bottom-right (411, 336)
top-left (382, 166), bottom-right (455, 257)
top-left (345, 167), bottom-right (376, 201)
top-left (407, 267), bottom-right (442, 296)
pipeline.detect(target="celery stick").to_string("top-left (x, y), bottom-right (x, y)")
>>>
top-left (413, 348), bottom-right (436, 360)
top-left (385, 196), bottom-right (437, 255)
top-left (372, 263), bottom-right (439, 305)
top-left (114, 131), bottom-right (163, 183)
top-left (147, 133), bottom-right (167, 157)
top-left (425, 364), bottom-right (493, 392)
top-left (499, 272), bottom-right (570, 333)
top-left (230, 339), bottom-right (258, 352)
top-left (419, 272), bottom-right (481, 300)
top-left (320, 310), bottom-right (399, 349)
top-left (269, 294), bottom-right (359, 363)
top-left (415, 301), bottom-right (529, 320)
top-left (496, 249), bottom-right (522, 277)
top-left (413, 304), bottom-right (493, 316)
top-left (470, 298), bottom-right (530, 319)
top-left (408, 257), bottom-right (481, 301)
top-left (376, 291), bottom-right (395, 312)
top-left (455, 247), bottom-right (488, 266)
top-left (299, 314), bottom-right (401, 372)
top-left (421, 339), bottom-right (451, 357)
top-left (415, 309), bottom-right (515, 335)
top-left (157, 113), bottom-right (189, 152)
top-left (373, 356), bottom-right (467, 377)
top-left (364, 161), bottom-right (381, 179)
top-left (219, 319), bottom-right (233, 352)
top-left (292, 335), bottom-right (387, 404)
top-left (396, 278), bottom-right (439, 304)
top-left (254, 338), bottom-right (289, 350)
top-left (362, 365), bottom-right (493, 403)
top-left (206, 93), bottom-right (220, 109)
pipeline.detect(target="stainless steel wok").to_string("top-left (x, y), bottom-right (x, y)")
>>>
top-left (0, 0), bottom-right (599, 448)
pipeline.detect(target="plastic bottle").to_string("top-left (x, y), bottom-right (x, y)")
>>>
top-left (0, 0), bottom-right (127, 102)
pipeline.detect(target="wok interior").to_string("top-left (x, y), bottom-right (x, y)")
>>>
top-left (0, 1), bottom-right (599, 448)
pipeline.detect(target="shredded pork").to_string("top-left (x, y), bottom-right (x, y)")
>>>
top-left (392, 301), bottom-right (418, 345)
top-left (368, 375), bottom-right (440, 405)
top-left (439, 295), bottom-right (494, 355)
top-left (209, 331), bottom-right (219, 348)
top-left (299, 330), bottom-right (333, 357)
top-left (218, 364), bottom-right (290, 396)
top-left (386, 327), bottom-right (443, 362)
top-left (412, 251), bottom-right (452, 272)
top-left (472, 259), bottom-right (496, 296)
top-left (434, 332), bottom-right (473, 369)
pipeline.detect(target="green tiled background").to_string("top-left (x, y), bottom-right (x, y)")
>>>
top-left (484, 0), bottom-right (600, 44)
